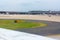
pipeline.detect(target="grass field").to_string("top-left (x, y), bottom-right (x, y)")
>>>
top-left (0, 20), bottom-right (47, 30)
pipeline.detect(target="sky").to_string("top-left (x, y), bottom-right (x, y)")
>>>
top-left (0, 0), bottom-right (60, 12)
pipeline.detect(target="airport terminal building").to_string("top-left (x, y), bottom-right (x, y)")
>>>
top-left (0, 11), bottom-right (60, 15)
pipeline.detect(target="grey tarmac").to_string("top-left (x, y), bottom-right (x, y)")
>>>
top-left (16, 20), bottom-right (60, 36)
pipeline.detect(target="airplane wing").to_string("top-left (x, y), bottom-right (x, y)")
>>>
top-left (0, 28), bottom-right (57, 40)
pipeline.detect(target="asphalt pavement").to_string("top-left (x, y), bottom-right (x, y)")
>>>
top-left (16, 20), bottom-right (60, 36)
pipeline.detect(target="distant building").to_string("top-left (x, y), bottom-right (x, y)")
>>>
top-left (0, 11), bottom-right (60, 15)
top-left (0, 11), bottom-right (6, 14)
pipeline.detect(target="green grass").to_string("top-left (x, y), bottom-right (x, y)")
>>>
top-left (0, 20), bottom-right (47, 30)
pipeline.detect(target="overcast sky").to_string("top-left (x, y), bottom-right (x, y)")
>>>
top-left (0, 0), bottom-right (60, 12)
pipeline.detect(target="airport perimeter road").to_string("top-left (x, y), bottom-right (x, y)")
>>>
top-left (17, 20), bottom-right (60, 36)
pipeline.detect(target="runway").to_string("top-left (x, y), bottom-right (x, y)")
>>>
top-left (0, 15), bottom-right (60, 22)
